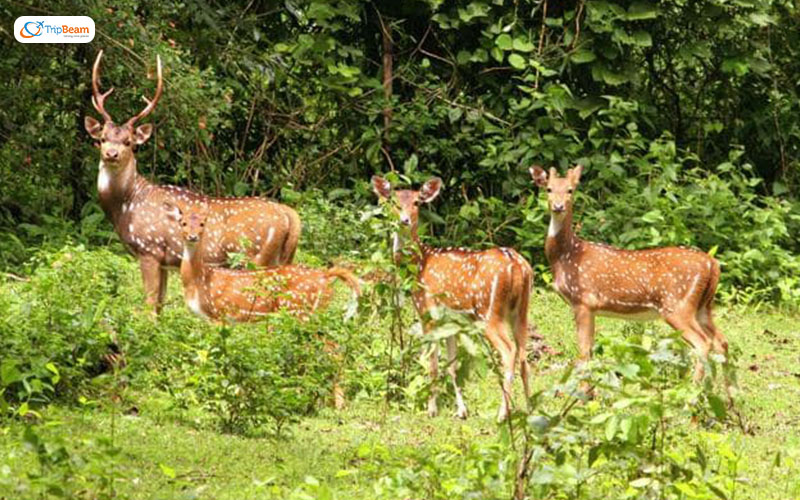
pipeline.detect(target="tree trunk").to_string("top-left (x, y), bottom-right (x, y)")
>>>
top-left (380, 14), bottom-right (393, 168)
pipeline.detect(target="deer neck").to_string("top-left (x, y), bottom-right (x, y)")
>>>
top-left (180, 242), bottom-right (205, 297)
top-left (97, 158), bottom-right (145, 219)
top-left (544, 209), bottom-right (578, 265)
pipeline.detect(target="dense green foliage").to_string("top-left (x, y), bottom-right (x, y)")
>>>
top-left (2, 246), bottom-right (799, 498)
top-left (2, 0), bottom-right (800, 304)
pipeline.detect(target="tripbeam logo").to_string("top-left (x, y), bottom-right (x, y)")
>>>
top-left (14, 16), bottom-right (95, 44)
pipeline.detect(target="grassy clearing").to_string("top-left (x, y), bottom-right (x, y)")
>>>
top-left (2, 263), bottom-right (799, 499)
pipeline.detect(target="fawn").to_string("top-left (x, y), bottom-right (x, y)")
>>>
top-left (373, 176), bottom-right (533, 421)
top-left (530, 165), bottom-right (729, 390)
top-left (168, 200), bottom-right (359, 322)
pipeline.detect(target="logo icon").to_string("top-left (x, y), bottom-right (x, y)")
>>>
top-left (19, 20), bottom-right (44, 38)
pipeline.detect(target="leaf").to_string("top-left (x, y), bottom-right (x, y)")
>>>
top-left (512, 37), bottom-right (535, 52)
top-left (749, 12), bottom-right (772, 26)
top-left (508, 53), bottom-right (526, 69)
top-left (590, 412), bottom-right (612, 424)
top-left (448, 107), bottom-right (463, 123)
top-left (45, 363), bottom-right (60, 385)
top-left (495, 33), bottom-right (512, 50)
top-left (641, 210), bottom-right (663, 223)
top-left (0, 361), bottom-right (21, 385)
top-left (627, 2), bottom-right (659, 20)
top-left (458, 2), bottom-right (489, 23)
top-left (721, 58), bottom-right (749, 77)
top-left (605, 415), bottom-right (618, 441)
top-left (630, 477), bottom-right (653, 488)
top-left (403, 154), bottom-right (419, 174)
top-left (570, 50), bottom-right (596, 64)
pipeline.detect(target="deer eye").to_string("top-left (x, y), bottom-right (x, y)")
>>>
top-left (546, 188), bottom-right (552, 193)
top-left (182, 222), bottom-right (187, 227)
top-left (124, 140), bottom-right (131, 147)
top-left (567, 189), bottom-right (573, 194)
top-left (199, 223), bottom-right (205, 227)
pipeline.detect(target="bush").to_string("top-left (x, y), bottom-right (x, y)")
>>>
top-left (164, 311), bottom-right (354, 436)
top-left (372, 329), bottom-right (747, 500)
top-left (0, 245), bottom-right (140, 407)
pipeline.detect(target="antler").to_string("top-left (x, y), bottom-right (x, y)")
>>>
top-left (126, 55), bottom-right (163, 128)
top-left (91, 50), bottom-right (115, 123)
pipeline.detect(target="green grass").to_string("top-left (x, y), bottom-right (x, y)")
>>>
top-left (2, 271), bottom-right (800, 499)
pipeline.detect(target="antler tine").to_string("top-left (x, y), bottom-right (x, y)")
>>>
top-left (127, 55), bottom-right (163, 128)
top-left (91, 50), bottom-right (114, 123)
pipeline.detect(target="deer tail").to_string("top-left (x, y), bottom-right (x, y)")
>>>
top-left (326, 267), bottom-right (362, 297)
top-left (279, 205), bottom-right (302, 264)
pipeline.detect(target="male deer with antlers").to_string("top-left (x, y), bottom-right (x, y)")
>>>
top-left (530, 165), bottom-right (729, 389)
top-left (372, 176), bottom-right (533, 421)
top-left (84, 50), bottom-right (301, 313)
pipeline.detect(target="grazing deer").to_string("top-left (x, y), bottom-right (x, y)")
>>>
top-left (529, 165), bottom-right (729, 388)
top-left (84, 50), bottom-right (301, 313)
top-left (169, 200), bottom-right (360, 323)
top-left (372, 176), bottom-right (533, 421)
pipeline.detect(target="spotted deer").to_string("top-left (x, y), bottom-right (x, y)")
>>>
top-left (171, 200), bottom-right (358, 409)
top-left (372, 176), bottom-right (533, 421)
top-left (84, 50), bottom-right (301, 313)
top-left (529, 165), bottom-right (729, 388)
top-left (168, 200), bottom-right (360, 323)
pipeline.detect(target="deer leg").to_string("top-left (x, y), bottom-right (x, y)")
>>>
top-left (697, 305), bottom-right (728, 357)
top-left (427, 340), bottom-right (440, 418)
top-left (256, 227), bottom-right (284, 267)
top-left (485, 317), bottom-right (515, 422)
top-left (665, 312), bottom-right (711, 383)
top-left (698, 305), bottom-right (734, 400)
top-left (574, 305), bottom-right (595, 396)
top-left (515, 310), bottom-right (533, 409)
top-left (157, 266), bottom-right (169, 307)
top-left (446, 335), bottom-right (468, 419)
top-left (139, 256), bottom-right (163, 315)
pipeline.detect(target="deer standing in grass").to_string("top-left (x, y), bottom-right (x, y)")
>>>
top-left (372, 176), bottom-right (533, 421)
top-left (84, 50), bottom-right (301, 314)
top-left (529, 165), bottom-right (729, 389)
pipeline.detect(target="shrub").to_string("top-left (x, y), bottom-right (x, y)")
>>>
top-left (166, 312), bottom-right (349, 436)
top-left (372, 330), bottom-right (744, 500)
top-left (0, 245), bottom-right (140, 406)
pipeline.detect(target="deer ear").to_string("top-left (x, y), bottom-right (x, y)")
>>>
top-left (84, 116), bottom-right (103, 139)
top-left (163, 200), bottom-right (182, 222)
top-left (134, 124), bottom-right (153, 145)
top-left (419, 177), bottom-right (443, 203)
top-left (371, 175), bottom-right (392, 199)
top-left (568, 165), bottom-right (583, 186)
top-left (529, 165), bottom-right (548, 187)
